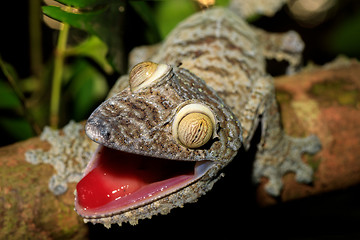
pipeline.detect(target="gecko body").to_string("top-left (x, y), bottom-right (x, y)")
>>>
top-left (75, 7), bottom-right (321, 227)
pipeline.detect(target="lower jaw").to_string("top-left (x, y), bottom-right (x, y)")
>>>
top-left (80, 174), bottom-right (222, 227)
top-left (75, 145), bottom-right (213, 218)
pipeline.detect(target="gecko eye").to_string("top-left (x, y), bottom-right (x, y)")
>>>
top-left (129, 61), bottom-right (171, 92)
top-left (172, 103), bottom-right (217, 149)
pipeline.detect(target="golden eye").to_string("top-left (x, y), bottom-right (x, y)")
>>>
top-left (129, 61), bottom-right (171, 92)
top-left (172, 103), bottom-right (217, 149)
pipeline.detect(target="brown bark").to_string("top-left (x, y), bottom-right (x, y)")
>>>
top-left (0, 128), bottom-right (88, 239)
top-left (0, 58), bottom-right (359, 237)
top-left (257, 58), bottom-right (360, 206)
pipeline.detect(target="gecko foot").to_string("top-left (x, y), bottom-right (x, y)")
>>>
top-left (253, 134), bottom-right (321, 196)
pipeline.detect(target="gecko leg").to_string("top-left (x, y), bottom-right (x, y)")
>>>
top-left (246, 76), bottom-right (321, 196)
top-left (253, 133), bottom-right (321, 196)
top-left (253, 27), bottom-right (305, 74)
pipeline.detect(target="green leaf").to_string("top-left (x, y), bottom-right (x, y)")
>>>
top-left (0, 81), bottom-right (21, 109)
top-left (0, 57), bottom-right (25, 104)
top-left (155, 0), bottom-right (196, 38)
top-left (215, 0), bottom-right (231, 6)
top-left (43, 4), bottom-right (126, 72)
top-left (55, 0), bottom-right (121, 8)
top-left (66, 35), bottom-right (113, 74)
top-left (0, 117), bottom-right (33, 141)
top-left (43, 6), bottom-right (104, 35)
top-left (65, 59), bottom-right (109, 120)
top-left (328, 11), bottom-right (360, 56)
top-left (129, 1), bottom-right (161, 43)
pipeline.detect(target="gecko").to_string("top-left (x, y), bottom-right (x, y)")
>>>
top-left (74, 6), bottom-right (321, 227)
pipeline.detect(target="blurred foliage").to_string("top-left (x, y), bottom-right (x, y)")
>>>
top-left (0, 57), bottom-right (36, 141)
top-left (155, 0), bottom-right (229, 38)
top-left (328, 11), bottom-right (360, 56)
top-left (155, 0), bottom-right (197, 38)
top-left (0, 0), bottom-right (359, 146)
top-left (43, 2), bottom-right (126, 73)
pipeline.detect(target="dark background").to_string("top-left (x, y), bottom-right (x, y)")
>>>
top-left (1, 1), bottom-right (360, 239)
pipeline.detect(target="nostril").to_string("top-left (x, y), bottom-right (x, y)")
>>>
top-left (104, 130), bottom-right (111, 140)
top-left (86, 116), bottom-right (112, 143)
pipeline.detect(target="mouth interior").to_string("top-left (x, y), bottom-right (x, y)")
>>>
top-left (75, 146), bottom-right (210, 216)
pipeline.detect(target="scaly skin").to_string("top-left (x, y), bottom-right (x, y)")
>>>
top-left (80, 7), bottom-right (321, 227)
top-left (83, 65), bottom-right (242, 227)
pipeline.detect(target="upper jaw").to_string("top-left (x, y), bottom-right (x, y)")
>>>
top-left (84, 65), bottom-right (242, 163)
top-left (84, 96), bottom-right (225, 162)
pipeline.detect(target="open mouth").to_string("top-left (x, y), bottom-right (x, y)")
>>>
top-left (75, 145), bottom-right (213, 217)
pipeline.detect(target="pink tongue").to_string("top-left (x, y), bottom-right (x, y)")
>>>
top-left (76, 147), bottom-right (193, 210)
top-left (76, 165), bottom-right (145, 209)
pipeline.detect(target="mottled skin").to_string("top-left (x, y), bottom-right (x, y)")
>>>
top-left (84, 65), bottom-right (242, 227)
top-left (81, 7), bottom-right (321, 226)
top-left (88, 73), bottom-right (241, 162)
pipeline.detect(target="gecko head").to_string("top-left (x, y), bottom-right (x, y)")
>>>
top-left (75, 61), bottom-right (242, 227)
